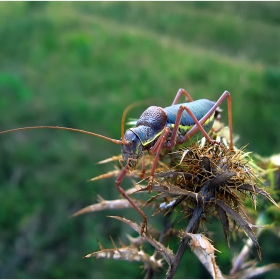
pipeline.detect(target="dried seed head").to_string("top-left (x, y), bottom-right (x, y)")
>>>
top-left (148, 139), bottom-right (277, 258)
top-left (152, 141), bottom-right (259, 214)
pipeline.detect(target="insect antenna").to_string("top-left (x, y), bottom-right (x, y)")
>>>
top-left (0, 126), bottom-right (123, 145)
top-left (121, 99), bottom-right (153, 146)
top-left (0, 99), bottom-right (154, 146)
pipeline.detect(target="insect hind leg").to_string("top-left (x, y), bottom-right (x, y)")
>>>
top-left (169, 105), bottom-right (214, 147)
top-left (170, 91), bottom-right (233, 149)
top-left (172, 88), bottom-right (194, 105)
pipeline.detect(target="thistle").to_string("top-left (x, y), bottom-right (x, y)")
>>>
top-left (76, 124), bottom-right (279, 278)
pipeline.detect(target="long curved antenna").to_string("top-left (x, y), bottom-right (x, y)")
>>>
top-left (121, 100), bottom-right (153, 145)
top-left (121, 103), bottom-right (139, 145)
top-left (0, 126), bottom-right (123, 145)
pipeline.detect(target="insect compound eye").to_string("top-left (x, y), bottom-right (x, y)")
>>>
top-left (124, 130), bottom-right (137, 145)
top-left (131, 134), bottom-right (138, 144)
top-left (122, 130), bottom-right (143, 167)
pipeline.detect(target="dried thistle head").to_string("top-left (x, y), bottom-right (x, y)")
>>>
top-left (80, 120), bottom-right (279, 277)
top-left (148, 137), bottom-right (278, 258)
top-left (88, 121), bottom-right (278, 259)
top-left (154, 141), bottom-right (258, 212)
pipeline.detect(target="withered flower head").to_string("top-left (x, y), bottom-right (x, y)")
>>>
top-left (80, 122), bottom-right (279, 278)
top-left (148, 137), bottom-right (278, 259)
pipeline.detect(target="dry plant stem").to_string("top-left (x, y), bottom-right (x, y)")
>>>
top-left (167, 169), bottom-right (236, 279)
top-left (166, 206), bottom-right (203, 279)
top-left (230, 238), bottom-right (253, 275)
top-left (145, 212), bottom-right (175, 279)
top-left (166, 182), bottom-right (212, 279)
top-left (230, 213), bottom-right (264, 275)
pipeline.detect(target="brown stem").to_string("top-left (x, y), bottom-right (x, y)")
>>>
top-left (166, 204), bottom-right (203, 279)
top-left (145, 211), bottom-right (174, 279)
top-left (166, 169), bottom-right (235, 279)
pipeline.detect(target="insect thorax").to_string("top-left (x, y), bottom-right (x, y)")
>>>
top-left (130, 106), bottom-right (167, 146)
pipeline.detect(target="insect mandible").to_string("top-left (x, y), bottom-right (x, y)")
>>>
top-left (0, 89), bottom-right (233, 235)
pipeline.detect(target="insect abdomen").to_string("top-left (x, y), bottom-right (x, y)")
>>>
top-left (164, 99), bottom-right (216, 134)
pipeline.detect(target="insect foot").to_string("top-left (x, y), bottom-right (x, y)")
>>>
top-left (147, 176), bottom-right (155, 193)
top-left (140, 218), bottom-right (148, 236)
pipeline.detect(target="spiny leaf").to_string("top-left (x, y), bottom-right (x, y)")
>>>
top-left (109, 216), bottom-right (175, 267)
top-left (216, 204), bottom-right (230, 248)
top-left (89, 166), bottom-right (140, 181)
top-left (126, 234), bottom-right (144, 247)
top-left (152, 184), bottom-right (202, 201)
top-left (85, 243), bottom-right (162, 270)
top-left (98, 155), bottom-right (122, 164)
top-left (231, 261), bottom-right (280, 279)
top-left (88, 169), bottom-right (120, 181)
top-left (216, 199), bottom-right (261, 260)
top-left (238, 183), bottom-right (279, 208)
top-left (153, 171), bottom-right (193, 179)
top-left (209, 171), bottom-right (236, 187)
top-left (72, 196), bottom-right (139, 217)
top-left (180, 232), bottom-right (223, 279)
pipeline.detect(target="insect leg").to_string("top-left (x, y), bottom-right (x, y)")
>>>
top-left (115, 164), bottom-right (147, 235)
top-left (172, 88), bottom-right (194, 105)
top-left (184, 91), bottom-right (233, 149)
top-left (170, 105), bottom-right (214, 146)
top-left (170, 91), bottom-right (233, 149)
top-left (147, 127), bottom-right (171, 188)
top-left (139, 151), bottom-right (147, 179)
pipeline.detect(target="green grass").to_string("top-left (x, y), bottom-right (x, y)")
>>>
top-left (0, 2), bottom-right (279, 278)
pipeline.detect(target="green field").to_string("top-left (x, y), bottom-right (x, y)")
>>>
top-left (0, 2), bottom-right (279, 278)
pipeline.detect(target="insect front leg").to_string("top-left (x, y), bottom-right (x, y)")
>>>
top-left (139, 151), bottom-right (147, 179)
top-left (146, 127), bottom-right (171, 190)
top-left (172, 88), bottom-right (194, 105)
top-left (115, 164), bottom-right (147, 235)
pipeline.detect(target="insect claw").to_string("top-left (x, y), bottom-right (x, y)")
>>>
top-left (140, 219), bottom-right (148, 236)
top-left (147, 176), bottom-right (155, 193)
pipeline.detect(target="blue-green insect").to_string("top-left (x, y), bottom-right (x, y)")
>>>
top-left (0, 89), bottom-right (233, 235)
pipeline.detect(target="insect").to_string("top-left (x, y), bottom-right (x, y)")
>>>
top-left (0, 89), bottom-right (233, 235)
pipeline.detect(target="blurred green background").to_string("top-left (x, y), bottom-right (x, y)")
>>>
top-left (0, 2), bottom-right (280, 278)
